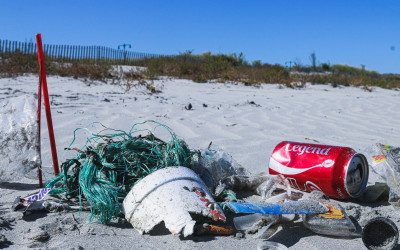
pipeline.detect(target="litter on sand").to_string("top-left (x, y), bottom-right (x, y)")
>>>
top-left (365, 143), bottom-right (400, 206)
top-left (6, 110), bottom-right (400, 248)
top-left (45, 121), bottom-right (197, 224)
top-left (225, 200), bottom-right (329, 215)
top-left (0, 95), bottom-right (41, 182)
top-left (302, 202), bottom-right (359, 237)
top-left (122, 166), bottom-right (225, 237)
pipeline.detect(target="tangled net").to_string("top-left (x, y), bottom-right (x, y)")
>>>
top-left (46, 121), bottom-right (197, 224)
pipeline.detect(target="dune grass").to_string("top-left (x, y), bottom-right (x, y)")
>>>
top-left (1, 51), bottom-right (399, 89)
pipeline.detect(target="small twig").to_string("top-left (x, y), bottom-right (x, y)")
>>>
top-left (71, 213), bottom-right (78, 224)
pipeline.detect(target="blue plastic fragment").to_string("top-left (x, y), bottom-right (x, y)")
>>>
top-left (225, 200), bottom-right (329, 215)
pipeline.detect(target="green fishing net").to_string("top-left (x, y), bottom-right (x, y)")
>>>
top-left (46, 121), bottom-right (198, 224)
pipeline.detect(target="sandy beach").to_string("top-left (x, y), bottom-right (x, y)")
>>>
top-left (1, 74), bottom-right (400, 249)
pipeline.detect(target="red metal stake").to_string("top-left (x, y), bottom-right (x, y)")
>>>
top-left (37, 63), bottom-right (43, 187)
top-left (36, 34), bottom-right (60, 176)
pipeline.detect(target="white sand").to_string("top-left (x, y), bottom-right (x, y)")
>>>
top-left (1, 75), bottom-right (400, 249)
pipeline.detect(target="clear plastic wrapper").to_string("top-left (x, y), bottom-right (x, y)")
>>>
top-left (234, 213), bottom-right (295, 239)
top-left (257, 241), bottom-right (288, 250)
top-left (0, 95), bottom-right (40, 182)
top-left (364, 144), bottom-right (400, 206)
top-left (191, 144), bottom-right (248, 191)
top-left (234, 214), bottom-right (279, 231)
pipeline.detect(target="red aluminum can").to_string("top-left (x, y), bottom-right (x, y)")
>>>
top-left (269, 141), bottom-right (369, 199)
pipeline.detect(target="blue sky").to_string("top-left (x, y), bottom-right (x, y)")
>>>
top-left (1, 1), bottom-right (399, 73)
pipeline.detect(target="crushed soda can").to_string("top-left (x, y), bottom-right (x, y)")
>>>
top-left (269, 141), bottom-right (369, 199)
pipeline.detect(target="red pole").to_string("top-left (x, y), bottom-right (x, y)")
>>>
top-left (36, 34), bottom-right (60, 176)
top-left (37, 63), bottom-right (43, 187)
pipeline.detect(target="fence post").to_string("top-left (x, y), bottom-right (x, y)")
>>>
top-left (77, 45), bottom-right (80, 61)
top-left (0, 38), bottom-right (170, 64)
top-left (69, 45), bottom-right (73, 61)
top-left (88, 46), bottom-right (91, 63)
top-left (50, 45), bottom-right (54, 59)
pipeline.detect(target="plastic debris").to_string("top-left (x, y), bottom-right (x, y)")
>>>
top-left (234, 214), bottom-right (279, 231)
top-left (262, 193), bottom-right (288, 203)
top-left (195, 224), bottom-right (233, 235)
top-left (0, 94), bottom-right (40, 182)
top-left (255, 175), bottom-right (281, 199)
top-left (225, 200), bottom-right (329, 215)
top-left (257, 241), bottom-right (288, 250)
top-left (234, 214), bottom-right (279, 239)
top-left (123, 167), bottom-right (225, 237)
top-left (364, 144), bottom-right (400, 205)
top-left (192, 144), bottom-right (248, 191)
top-left (13, 187), bottom-right (55, 211)
top-left (46, 121), bottom-right (197, 224)
top-left (253, 220), bottom-right (279, 239)
top-left (302, 202), bottom-right (358, 237)
top-left (358, 182), bottom-right (389, 203)
top-left (234, 214), bottom-right (295, 239)
top-left (362, 217), bottom-right (399, 250)
top-left (306, 190), bottom-right (329, 201)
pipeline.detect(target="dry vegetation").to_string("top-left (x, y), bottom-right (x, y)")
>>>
top-left (143, 52), bottom-right (400, 89)
top-left (1, 51), bottom-right (400, 90)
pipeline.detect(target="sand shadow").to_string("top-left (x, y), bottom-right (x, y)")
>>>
top-left (268, 221), bottom-right (363, 248)
top-left (236, 191), bottom-right (259, 200)
top-left (22, 212), bottom-right (47, 222)
top-left (179, 234), bottom-right (216, 243)
top-left (266, 221), bottom-right (320, 248)
top-left (0, 239), bottom-right (13, 249)
top-left (0, 182), bottom-right (39, 191)
top-left (148, 222), bottom-right (172, 236)
top-left (108, 219), bottom-right (133, 230)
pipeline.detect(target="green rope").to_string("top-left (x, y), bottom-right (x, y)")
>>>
top-left (46, 121), bottom-right (197, 224)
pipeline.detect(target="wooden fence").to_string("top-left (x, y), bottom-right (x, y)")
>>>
top-left (0, 39), bottom-right (168, 65)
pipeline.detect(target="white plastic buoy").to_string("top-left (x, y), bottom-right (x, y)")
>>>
top-left (123, 166), bottom-right (226, 237)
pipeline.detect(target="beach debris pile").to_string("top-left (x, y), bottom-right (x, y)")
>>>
top-left (7, 116), bottom-right (400, 249)
top-left (45, 121), bottom-right (197, 224)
